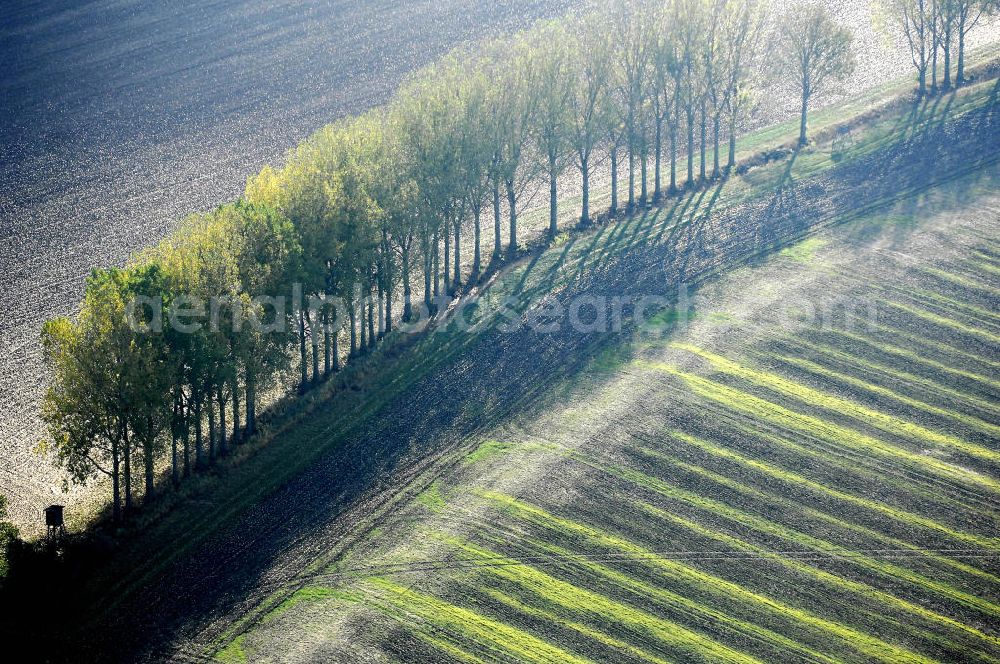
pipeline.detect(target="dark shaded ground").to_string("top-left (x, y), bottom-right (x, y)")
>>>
top-left (27, 81), bottom-right (994, 662)
top-left (0, 0), bottom-right (577, 528)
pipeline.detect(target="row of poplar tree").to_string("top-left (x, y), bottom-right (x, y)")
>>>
top-left (890, 0), bottom-right (997, 96)
top-left (39, 0), bottom-right (991, 522)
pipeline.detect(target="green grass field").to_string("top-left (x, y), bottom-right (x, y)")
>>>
top-left (203, 78), bottom-right (1000, 662)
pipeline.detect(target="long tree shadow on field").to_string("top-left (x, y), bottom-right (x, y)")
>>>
top-left (65, 83), bottom-right (1000, 663)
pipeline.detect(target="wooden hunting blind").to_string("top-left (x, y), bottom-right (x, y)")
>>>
top-left (45, 504), bottom-right (65, 540)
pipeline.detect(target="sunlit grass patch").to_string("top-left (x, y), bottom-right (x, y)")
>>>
top-left (477, 493), bottom-right (939, 663)
top-left (630, 501), bottom-right (999, 656)
top-left (861, 321), bottom-right (1000, 373)
top-left (588, 343), bottom-right (634, 374)
top-left (416, 482), bottom-right (447, 513)
top-left (872, 283), bottom-right (1000, 331)
top-left (765, 353), bottom-right (1000, 439)
top-left (478, 586), bottom-right (675, 664)
top-left (264, 586), bottom-right (359, 622)
top-left (666, 344), bottom-right (1000, 466)
top-left (684, 417), bottom-right (1000, 540)
top-left (652, 432), bottom-right (996, 558)
top-left (214, 635), bottom-right (248, 664)
top-left (366, 577), bottom-right (594, 664)
top-left (599, 448), bottom-right (1000, 617)
top-left (967, 257), bottom-right (1000, 277)
top-left (476, 536), bottom-right (844, 664)
top-left (464, 440), bottom-right (517, 466)
top-left (777, 334), bottom-right (1000, 417)
top-left (640, 361), bottom-right (998, 496)
top-left (913, 264), bottom-right (1000, 298)
top-left (450, 539), bottom-right (767, 664)
top-left (779, 236), bottom-right (827, 264)
top-left (970, 247), bottom-right (1000, 268)
top-left (881, 299), bottom-right (1000, 346)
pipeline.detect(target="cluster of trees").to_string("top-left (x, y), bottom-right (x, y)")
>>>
top-left (889, 0), bottom-right (999, 96)
top-left (39, 0), bottom-right (866, 522)
top-left (40, 203), bottom-right (300, 520)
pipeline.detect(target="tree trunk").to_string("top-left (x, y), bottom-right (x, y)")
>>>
top-left (218, 387), bottom-right (227, 456)
top-left (194, 393), bottom-right (202, 469)
top-left (472, 206), bottom-right (482, 276)
top-left (402, 244), bottom-right (413, 321)
top-left (323, 308), bottom-right (331, 376)
top-left (798, 88), bottom-right (810, 146)
top-left (384, 281), bottom-right (393, 334)
top-left (171, 393), bottom-right (179, 486)
top-left (712, 113), bottom-right (721, 179)
top-left (670, 119), bottom-right (678, 193)
top-left (183, 400), bottom-right (190, 477)
top-left (348, 294), bottom-right (358, 357)
top-left (422, 237), bottom-right (432, 311)
top-left (112, 440), bottom-right (121, 521)
top-left (208, 396), bottom-right (216, 461)
top-left (610, 145), bottom-right (619, 216)
top-left (957, 24), bottom-right (966, 85)
top-left (492, 178), bottom-right (502, 259)
top-left (728, 115), bottom-right (737, 170)
top-left (311, 310), bottom-right (320, 380)
top-left (367, 284), bottom-right (376, 347)
top-left (640, 148), bottom-right (648, 204)
top-left (549, 154), bottom-right (558, 237)
top-left (580, 156), bottom-right (590, 225)
top-left (686, 107), bottom-right (695, 186)
top-left (943, 28), bottom-right (952, 90)
top-left (453, 217), bottom-right (461, 288)
top-left (245, 374), bottom-right (256, 438)
top-left (231, 374), bottom-right (241, 445)
top-left (654, 117), bottom-right (663, 200)
top-left (377, 279), bottom-right (385, 338)
top-left (359, 291), bottom-right (367, 352)
top-left (671, 86), bottom-right (680, 193)
top-left (333, 329), bottom-right (341, 372)
top-left (123, 430), bottom-right (132, 513)
top-left (627, 145), bottom-right (635, 210)
top-left (298, 308), bottom-right (308, 388)
top-left (699, 104), bottom-right (707, 181)
top-left (432, 229), bottom-right (440, 298)
top-left (443, 220), bottom-right (450, 295)
top-left (919, 33), bottom-right (928, 95)
top-left (931, 26), bottom-right (939, 94)
top-left (143, 435), bottom-right (154, 502)
top-left (506, 179), bottom-right (517, 255)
